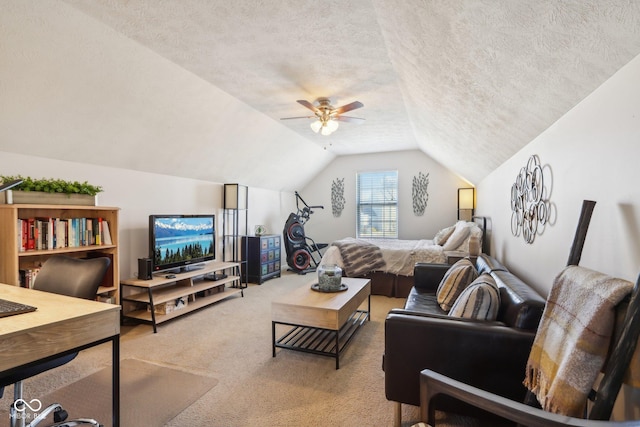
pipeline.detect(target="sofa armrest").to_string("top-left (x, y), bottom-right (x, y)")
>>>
top-left (384, 311), bottom-right (535, 408)
top-left (413, 263), bottom-right (450, 292)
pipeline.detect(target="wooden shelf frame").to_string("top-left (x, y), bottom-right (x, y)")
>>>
top-left (0, 204), bottom-right (120, 303)
top-left (120, 261), bottom-right (243, 333)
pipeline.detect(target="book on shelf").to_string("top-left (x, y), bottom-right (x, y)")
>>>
top-left (34, 217), bottom-right (54, 250)
top-left (94, 217), bottom-right (102, 245)
top-left (16, 217), bottom-right (112, 251)
top-left (102, 220), bottom-right (112, 245)
top-left (19, 267), bottom-right (41, 289)
top-left (86, 219), bottom-right (93, 247)
top-left (26, 218), bottom-right (35, 250)
top-left (17, 219), bottom-right (26, 252)
top-left (55, 218), bottom-right (67, 249)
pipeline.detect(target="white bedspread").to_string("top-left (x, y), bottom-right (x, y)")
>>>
top-left (321, 237), bottom-right (446, 277)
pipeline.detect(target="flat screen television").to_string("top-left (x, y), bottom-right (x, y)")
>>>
top-left (149, 214), bottom-right (215, 273)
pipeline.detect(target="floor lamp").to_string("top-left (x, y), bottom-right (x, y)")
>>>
top-left (223, 184), bottom-right (248, 263)
top-left (458, 188), bottom-right (475, 221)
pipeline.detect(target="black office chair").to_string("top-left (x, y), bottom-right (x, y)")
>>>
top-left (1, 255), bottom-right (110, 427)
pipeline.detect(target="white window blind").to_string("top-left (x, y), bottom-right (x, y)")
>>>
top-left (356, 170), bottom-right (398, 238)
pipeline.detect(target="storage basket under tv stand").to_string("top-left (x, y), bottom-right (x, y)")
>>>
top-left (120, 261), bottom-right (243, 333)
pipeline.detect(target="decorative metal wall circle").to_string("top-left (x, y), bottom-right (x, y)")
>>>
top-left (510, 155), bottom-right (549, 244)
top-left (331, 178), bottom-right (345, 217)
top-left (412, 172), bottom-right (430, 216)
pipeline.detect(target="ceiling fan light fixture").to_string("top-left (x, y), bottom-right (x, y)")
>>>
top-left (326, 119), bottom-right (339, 133)
top-left (283, 97), bottom-right (363, 136)
top-left (320, 119), bottom-right (339, 136)
top-left (310, 120), bottom-right (322, 133)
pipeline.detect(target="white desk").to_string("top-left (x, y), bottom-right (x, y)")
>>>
top-left (0, 283), bottom-right (121, 426)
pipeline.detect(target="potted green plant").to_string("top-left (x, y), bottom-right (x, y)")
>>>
top-left (0, 175), bottom-right (103, 206)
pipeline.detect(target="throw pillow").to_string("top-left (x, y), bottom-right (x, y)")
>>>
top-left (436, 258), bottom-right (478, 311)
top-left (455, 223), bottom-right (483, 253)
top-left (449, 273), bottom-right (500, 320)
top-left (433, 225), bottom-right (455, 246)
top-left (442, 221), bottom-right (471, 251)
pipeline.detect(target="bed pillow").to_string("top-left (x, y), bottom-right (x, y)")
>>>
top-left (433, 225), bottom-right (455, 246)
top-left (454, 223), bottom-right (483, 253)
top-left (436, 258), bottom-right (478, 311)
top-left (449, 273), bottom-right (500, 320)
top-left (442, 221), bottom-right (470, 251)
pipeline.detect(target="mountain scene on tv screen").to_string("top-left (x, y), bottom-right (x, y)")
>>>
top-left (153, 218), bottom-right (214, 265)
top-left (154, 218), bottom-right (213, 238)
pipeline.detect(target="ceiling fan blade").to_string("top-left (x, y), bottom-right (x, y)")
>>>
top-left (297, 100), bottom-right (318, 113)
top-left (280, 116), bottom-right (315, 120)
top-left (335, 115), bottom-right (365, 123)
top-left (332, 101), bottom-right (364, 115)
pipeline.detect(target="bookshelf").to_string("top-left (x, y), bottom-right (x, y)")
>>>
top-left (0, 204), bottom-right (120, 304)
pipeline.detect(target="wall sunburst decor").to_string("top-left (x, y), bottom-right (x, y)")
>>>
top-left (510, 155), bottom-right (550, 244)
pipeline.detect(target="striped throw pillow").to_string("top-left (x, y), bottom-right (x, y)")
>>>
top-left (436, 258), bottom-right (478, 311)
top-left (433, 225), bottom-right (455, 246)
top-left (449, 273), bottom-right (500, 320)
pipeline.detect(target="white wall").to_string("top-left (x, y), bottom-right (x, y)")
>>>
top-left (0, 151), bottom-right (293, 279)
top-left (477, 53), bottom-right (640, 419)
top-left (477, 52), bottom-right (640, 294)
top-left (301, 149), bottom-right (470, 243)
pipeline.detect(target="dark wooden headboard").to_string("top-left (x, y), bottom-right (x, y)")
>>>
top-left (472, 216), bottom-right (489, 255)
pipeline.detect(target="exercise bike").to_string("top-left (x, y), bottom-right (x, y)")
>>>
top-left (283, 191), bottom-right (328, 274)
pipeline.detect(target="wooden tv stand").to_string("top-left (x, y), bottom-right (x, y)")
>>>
top-left (120, 261), bottom-right (243, 333)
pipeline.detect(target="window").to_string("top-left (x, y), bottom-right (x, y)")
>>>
top-left (356, 170), bottom-right (398, 238)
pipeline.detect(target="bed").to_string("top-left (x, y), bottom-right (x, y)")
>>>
top-left (319, 217), bottom-right (487, 298)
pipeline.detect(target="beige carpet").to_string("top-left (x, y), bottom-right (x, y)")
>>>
top-left (0, 359), bottom-right (217, 427)
top-left (0, 271), bottom-right (440, 426)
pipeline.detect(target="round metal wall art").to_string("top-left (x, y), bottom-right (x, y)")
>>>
top-left (510, 155), bottom-right (549, 244)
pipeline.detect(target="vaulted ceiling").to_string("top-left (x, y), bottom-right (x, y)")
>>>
top-left (2, 1), bottom-right (640, 190)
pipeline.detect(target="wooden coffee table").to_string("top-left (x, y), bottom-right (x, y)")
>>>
top-left (271, 277), bottom-right (371, 369)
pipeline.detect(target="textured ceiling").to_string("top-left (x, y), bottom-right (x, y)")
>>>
top-left (3, 1), bottom-right (640, 188)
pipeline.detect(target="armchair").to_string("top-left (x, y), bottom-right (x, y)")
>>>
top-left (419, 269), bottom-right (640, 426)
top-left (0, 255), bottom-right (110, 427)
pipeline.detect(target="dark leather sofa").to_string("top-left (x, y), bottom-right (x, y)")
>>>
top-left (383, 254), bottom-right (546, 422)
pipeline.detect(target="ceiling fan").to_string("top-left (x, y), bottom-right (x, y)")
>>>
top-left (281, 98), bottom-right (364, 136)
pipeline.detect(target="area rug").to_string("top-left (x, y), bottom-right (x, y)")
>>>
top-left (23, 358), bottom-right (217, 427)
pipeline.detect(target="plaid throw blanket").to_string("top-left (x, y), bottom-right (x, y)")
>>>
top-left (331, 238), bottom-right (386, 277)
top-left (524, 265), bottom-right (633, 417)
